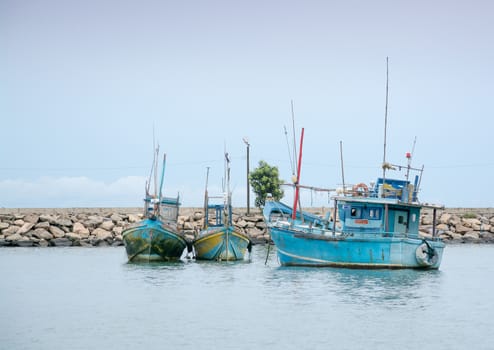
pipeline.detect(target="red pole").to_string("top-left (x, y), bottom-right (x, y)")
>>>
top-left (292, 128), bottom-right (305, 220)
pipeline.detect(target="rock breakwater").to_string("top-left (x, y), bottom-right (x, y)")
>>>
top-left (0, 207), bottom-right (493, 247)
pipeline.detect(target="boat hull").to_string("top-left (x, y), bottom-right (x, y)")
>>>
top-left (269, 225), bottom-right (445, 269)
top-left (122, 219), bottom-right (188, 262)
top-left (193, 227), bottom-right (251, 261)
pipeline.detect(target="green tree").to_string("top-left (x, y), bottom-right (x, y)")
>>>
top-left (249, 160), bottom-right (284, 208)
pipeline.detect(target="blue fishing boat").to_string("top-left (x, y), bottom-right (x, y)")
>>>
top-left (192, 153), bottom-right (252, 261)
top-left (263, 128), bottom-right (445, 269)
top-left (122, 150), bottom-right (190, 262)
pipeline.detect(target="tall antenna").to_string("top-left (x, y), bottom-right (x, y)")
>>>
top-left (226, 153), bottom-right (231, 199)
top-left (284, 125), bottom-right (294, 174)
top-left (339, 141), bottom-right (346, 194)
top-left (146, 157), bottom-right (154, 196)
top-left (223, 151), bottom-right (231, 261)
top-left (203, 166), bottom-right (210, 229)
top-left (411, 136), bottom-right (417, 156)
top-left (158, 153), bottom-right (166, 201)
top-left (222, 142), bottom-right (227, 193)
top-left (147, 128), bottom-right (157, 196)
top-left (224, 150), bottom-right (230, 206)
top-left (292, 128), bottom-right (305, 221)
top-left (382, 57), bottom-right (389, 193)
top-left (406, 136), bottom-right (417, 181)
top-left (152, 125), bottom-right (157, 197)
top-left (154, 145), bottom-right (159, 198)
top-left (291, 100), bottom-right (298, 176)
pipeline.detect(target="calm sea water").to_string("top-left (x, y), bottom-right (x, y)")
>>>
top-left (1, 244), bottom-right (493, 350)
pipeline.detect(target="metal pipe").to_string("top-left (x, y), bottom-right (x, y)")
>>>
top-left (382, 57), bottom-right (389, 197)
top-left (246, 141), bottom-right (250, 215)
top-left (384, 204), bottom-right (389, 232)
top-left (340, 141), bottom-right (346, 195)
top-left (333, 199), bottom-right (338, 236)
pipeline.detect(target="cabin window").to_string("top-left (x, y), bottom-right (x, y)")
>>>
top-left (411, 213), bottom-right (417, 222)
top-left (350, 207), bottom-right (361, 218)
top-left (367, 208), bottom-right (381, 220)
top-left (398, 215), bottom-right (404, 224)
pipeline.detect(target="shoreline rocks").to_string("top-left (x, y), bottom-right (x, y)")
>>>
top-left (0, 207), bottom-right (493, 247)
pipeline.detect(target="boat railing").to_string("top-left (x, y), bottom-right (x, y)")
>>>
top-left (204, 195), bottom-right (232, 228)
top-left (275, 220), bottom-right (441, 241)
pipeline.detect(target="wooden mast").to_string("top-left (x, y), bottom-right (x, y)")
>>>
top-left (225, 152), bottom-right (231, 260)
top-left (158, 153), bottom-right (166, 201)
top-left (203, 166), bottom-right (210, 230)
top-left (157, 153), bottom-right (166, 217)
top-left (292, 128), bottom-right (305, 220)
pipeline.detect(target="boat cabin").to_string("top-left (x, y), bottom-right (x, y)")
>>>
top-left (204, 194), bottom-right (233, 228)
top-left (370, 177), bottom-right (419, 202)
top-left (337, 199), bottom-right (421, 237)
top-left (335, 177), bottom-right (425, 237)
top-left (205, 204), bottom-right (231, 227)
top-left (143, 195), bottom-right (181, 224)
top-left (159, 196), bottom-right (181, 223)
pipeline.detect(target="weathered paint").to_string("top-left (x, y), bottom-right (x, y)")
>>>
top-left (193, 227), bottom-right (251, 261)
top-left (264, 184), bottom-right (445, 269)
top-left (122, 218), bottom-right (188, 262)
top-left (271, 224), bottom-right (444, 268)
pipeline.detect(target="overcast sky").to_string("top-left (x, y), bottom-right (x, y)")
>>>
top-left (1, 0), bottom-right (493, 208)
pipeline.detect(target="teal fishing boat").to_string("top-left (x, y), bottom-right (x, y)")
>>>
top-left (264, 61), bottom-right (445, 269)
top-left (264, 179), bottom-right (445, 269)
top-left (192, 153), bottom-right (252, 261)
top-left (122, 150), bottom-right (190, 262)
top-left (264, 129), bottom-right (444, 269)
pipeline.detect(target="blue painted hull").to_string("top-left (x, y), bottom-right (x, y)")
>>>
top-left (270, 225), bottom-right (445, 269)
top-left (122, 218), bottom-right (188, 262)
top-left (193, 227), bottom-right (251, 261)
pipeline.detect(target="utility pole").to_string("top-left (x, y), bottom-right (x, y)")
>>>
top-left (243, 137), bottom-right (250, 215)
